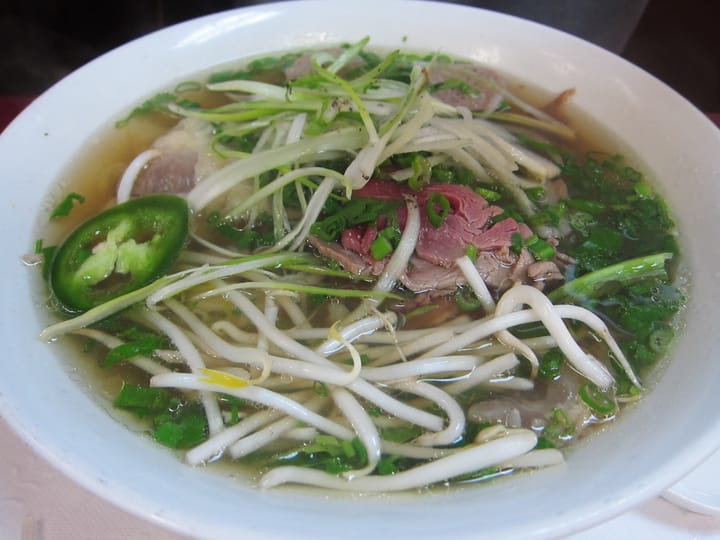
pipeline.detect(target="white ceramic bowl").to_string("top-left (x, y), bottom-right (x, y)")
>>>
top-left (2, 2), bottom-right (720, 538)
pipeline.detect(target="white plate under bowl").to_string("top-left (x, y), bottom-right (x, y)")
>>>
top-left (665, 446), bottom-right (720, 516)
top-left (2, 2), bottom-right (720, 539)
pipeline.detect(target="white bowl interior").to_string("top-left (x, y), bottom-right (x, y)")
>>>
top-left (2, 2), bottom-right (720, 539)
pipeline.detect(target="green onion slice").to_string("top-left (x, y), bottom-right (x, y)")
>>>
top-left (454, 286), bottom-right (483, 311)
top-left (579, 383), bottom-right (617, 415)
top-left (408, 154), bottom-right (431, 191)
top-left (426, 192), bottom-right (450, 228)
top-left (370, 235), bottom-right (394, 260)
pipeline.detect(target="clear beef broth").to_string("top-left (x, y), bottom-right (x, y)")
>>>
top-left (40, 45), bottom-right (683, 490)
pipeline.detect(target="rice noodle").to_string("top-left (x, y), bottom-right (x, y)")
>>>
top-left (482, 377), bottom-right (535, 391)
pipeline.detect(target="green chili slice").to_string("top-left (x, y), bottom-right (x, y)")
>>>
top-left (49, 195), bottom-right (189, 313)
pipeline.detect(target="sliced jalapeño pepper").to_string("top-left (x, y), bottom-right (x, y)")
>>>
top-left (49, 194), bottom-right (189, 313)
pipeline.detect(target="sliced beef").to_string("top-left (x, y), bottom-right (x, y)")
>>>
top-left (308, 235), bottom-right (385, 276)
top-left (309, 178), bottom-right (566, 297)
top-left (401, 257), bottom-right (466, 292)
top-left (427, 63), bottom-right (505, 113)
top-left (549, 178), bottom-right (569, 201)
top-left (402, 247), bottom-right (540, 295)
top-left (341, 225), bottom-right (378, 255)
top-left (415, 184), bottom-right (504, 267)
top-left (133, 118), bottom-right (224, 197)
top-left (132, 149), bottom-right (197, 196)
top-left (527, 260), bottom-right (565, 289)
top-left (352, 179), bottom-right (517, 268)
top-left (353, 179), bottom-right (410, 200)
top-left (389, 293), bottom-right (461, 329)
top-left (284, 48), bottom-right (367, 81)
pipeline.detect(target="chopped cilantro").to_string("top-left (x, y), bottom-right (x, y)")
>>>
top-left (103, 333), bottom-right (167, 368)
top-left (50, 192), bottom-right (85, 218)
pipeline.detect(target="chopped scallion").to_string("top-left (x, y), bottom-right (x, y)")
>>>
top-left (426, 193), bottom-right (450, 228)
top-left (465, 244), bottom-right (478, 263)
top-left (544, 407), bottom-right (574, 441)
top-left (408, 154), bottom-right (431, 191)
top-left (510, 232), bottom-right (523, 255)
top-left (538, 349), bottom-right (563, 380)
top-left (454, 286), bottom-right (484, 311)
top-left (525, 235), bottom-right (555, 261)
top-left (474, 186), bottom-right (502, 202)
top-left (579, 383), bottom-right (617, 416)
top-left (648, 326), bottom-right (674, 354)
top-left (370, 235), bottom-right (393, 260)
top-left (525, 187), bottom-right (545, 202)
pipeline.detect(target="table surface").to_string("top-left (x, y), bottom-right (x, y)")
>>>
top-left (2, 413), bottom-right (720, 540)
top-left (2, 99), bottom-right (720, 539)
